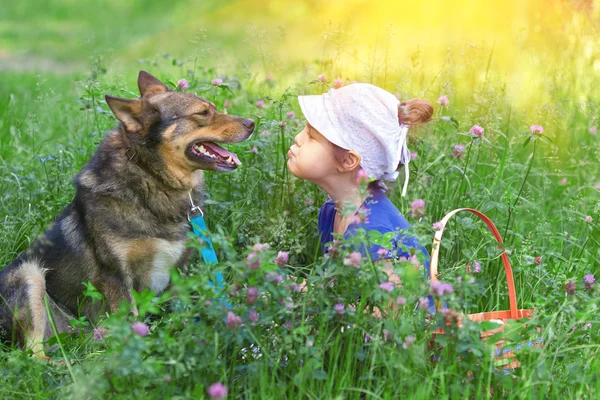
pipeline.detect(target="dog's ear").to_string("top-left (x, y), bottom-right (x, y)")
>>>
top-left (105, 95), bottom-right (143, 132)
top-left (138, 71), bottom-right (170, 98)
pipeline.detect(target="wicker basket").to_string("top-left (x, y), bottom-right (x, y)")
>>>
top-left (429, 208), bottom-right (540, 370)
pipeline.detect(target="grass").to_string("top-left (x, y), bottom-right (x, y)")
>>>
top-left (1, 0), bottom-right (600, 398)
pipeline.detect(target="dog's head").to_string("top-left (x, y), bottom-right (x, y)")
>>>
top-left (105, 71), bottom-right (254, 177)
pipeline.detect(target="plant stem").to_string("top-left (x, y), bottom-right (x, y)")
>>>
top-left (455, 138), bottom-right (474, 207)
top-left (44, 296), bottom-right (77, 382)
top-left (504, 139), bottom-right (537, 239)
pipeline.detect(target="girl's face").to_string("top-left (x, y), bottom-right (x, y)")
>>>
top-left (287, 123), bottom-right (340, 184)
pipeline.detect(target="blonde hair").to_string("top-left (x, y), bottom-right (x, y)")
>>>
top-left (398, 98), bottom-right (434, 126)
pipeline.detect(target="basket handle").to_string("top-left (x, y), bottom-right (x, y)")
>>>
top-left (430, 208), bottom-right (518, 319)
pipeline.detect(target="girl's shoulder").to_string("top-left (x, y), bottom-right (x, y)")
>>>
top-left (361, 192), bottom-right (411, 232)
top-left (318, 199), bottom-right (336, 233)
top-left (318, 198), bottom-right (336, 218)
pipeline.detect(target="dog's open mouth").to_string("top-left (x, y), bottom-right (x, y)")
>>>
top-left (187, 141), bottom-right (241, 170)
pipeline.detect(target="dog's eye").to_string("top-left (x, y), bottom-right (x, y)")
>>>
top-left (197, 109), bottom-right (210, 117)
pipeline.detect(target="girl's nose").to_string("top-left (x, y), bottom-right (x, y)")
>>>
top-left (294, 133), bottom-right (302, 146)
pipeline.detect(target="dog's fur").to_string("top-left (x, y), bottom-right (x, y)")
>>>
top-left (0, 71), bottom-right (254, 356)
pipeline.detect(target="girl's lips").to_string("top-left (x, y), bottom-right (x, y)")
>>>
top-left (287, 149), bottom-right (295, 157)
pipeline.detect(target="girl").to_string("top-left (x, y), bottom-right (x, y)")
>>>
top-left (287, 83), bottom-right (435, 313)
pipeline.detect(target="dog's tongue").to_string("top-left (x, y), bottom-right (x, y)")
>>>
top-left (204, 142), bottom-right (241, 165)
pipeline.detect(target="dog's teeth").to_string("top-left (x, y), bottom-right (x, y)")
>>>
top-left (198, 145), bottom-right (210, 156)
top-left (226, 156), bottom-right (233, 164)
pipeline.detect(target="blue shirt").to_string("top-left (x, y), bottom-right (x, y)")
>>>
top-left (317, 189), bottom-right (436, 312)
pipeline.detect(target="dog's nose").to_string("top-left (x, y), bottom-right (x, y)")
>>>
top-left (243, 119), bottom-right (255, 133)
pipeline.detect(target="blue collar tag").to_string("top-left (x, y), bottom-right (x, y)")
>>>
top-left (189, 214), bottom-right (224, 288)
top-left (187, 190), bottom-right (230, 309)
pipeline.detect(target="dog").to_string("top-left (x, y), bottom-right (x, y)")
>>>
top-left (0, 71), bottom-right (254, 358)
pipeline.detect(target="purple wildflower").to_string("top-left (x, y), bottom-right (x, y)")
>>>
top-left (437, 95), bottom-right (449, 106)
top-left (418, 297), bottom-right (430, 310)
top-left (565, 280), bottom-right (576, 295)
top-left (379, 282), bottom-right (395, 292)
top-left (529, 125), bottom-right (544, 136)
top-left (470, 125), bottom-right (484, 137)
top-left (343, 252), bottom-right (362, 267)
top-left (207, 382), bottom-right (228, 399)
top-left (131, 322), bottom-right (149, 337)
top-left (430, 281), bottom-right (454, 297)
top-left (409, 254), bottom-right (421, 267)
top-left (377, 248), bottom-right (389, 257)
top-left (266, 272), bottom-right (283, 284)
top-left (246, 252), bottom-right (260, 269)
top-left (410, 200), bottom-right (425, 218)
top-left (402, 335), bottom-right (416, 349)
top-left (253, 243), bottom-right (270, 252)
top-left (452, 144), bottom-right (465, 159)
top-left (226, 312), bottom-right (243, 329)
top-left (248, 309), bottom-right (259, 323)
top-left (246, 287), bottom-right (258, 304)
top-left (93, 327), bottom-right (108, 342)
top-left (211, 78), bottom-right (223, 86)
top-left (274, 251), bottom-right (289, 267)
top-left (584, 274), bottom-right (595, 291)
top-left (466, 261), bottom-right (481, 273)
top-left (348, 215), bottom-right (362, 225)
top-left (356, 169), bottom-right (370, 185)
top-left (334, 303), bottom-right (345, 314)
top-left (177, 78), bottom-right (189, 90)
